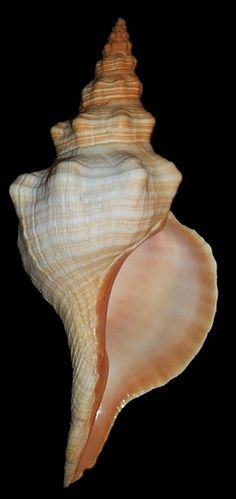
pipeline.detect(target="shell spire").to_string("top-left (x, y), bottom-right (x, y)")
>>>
top-left (51, 18), bottom-right (155, 155)
top-left (102, 18), bottom-right (132, 56)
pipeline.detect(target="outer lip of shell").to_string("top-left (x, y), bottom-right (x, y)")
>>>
top-left (65, 212), bottom-right (217, 485)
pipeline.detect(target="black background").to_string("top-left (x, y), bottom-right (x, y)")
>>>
top-left (3, 3), bottom-right (228, 497)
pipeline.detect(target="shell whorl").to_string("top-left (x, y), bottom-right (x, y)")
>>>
top-left (51, 18), bottom-right (155, 155)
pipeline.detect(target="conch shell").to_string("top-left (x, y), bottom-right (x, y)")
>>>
top-left (10, 18), bottom-right (217, 487)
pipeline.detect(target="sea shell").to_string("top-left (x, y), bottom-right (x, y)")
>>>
top-left (10, 18), bottom-right (217, 487)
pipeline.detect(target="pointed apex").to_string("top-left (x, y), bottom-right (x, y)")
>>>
top-left (115, 18), bottom-right (127, 30)
top-left (116, 17), bottom-right (126, 25)
top-left (103, 17), bottom-right (132, 56)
